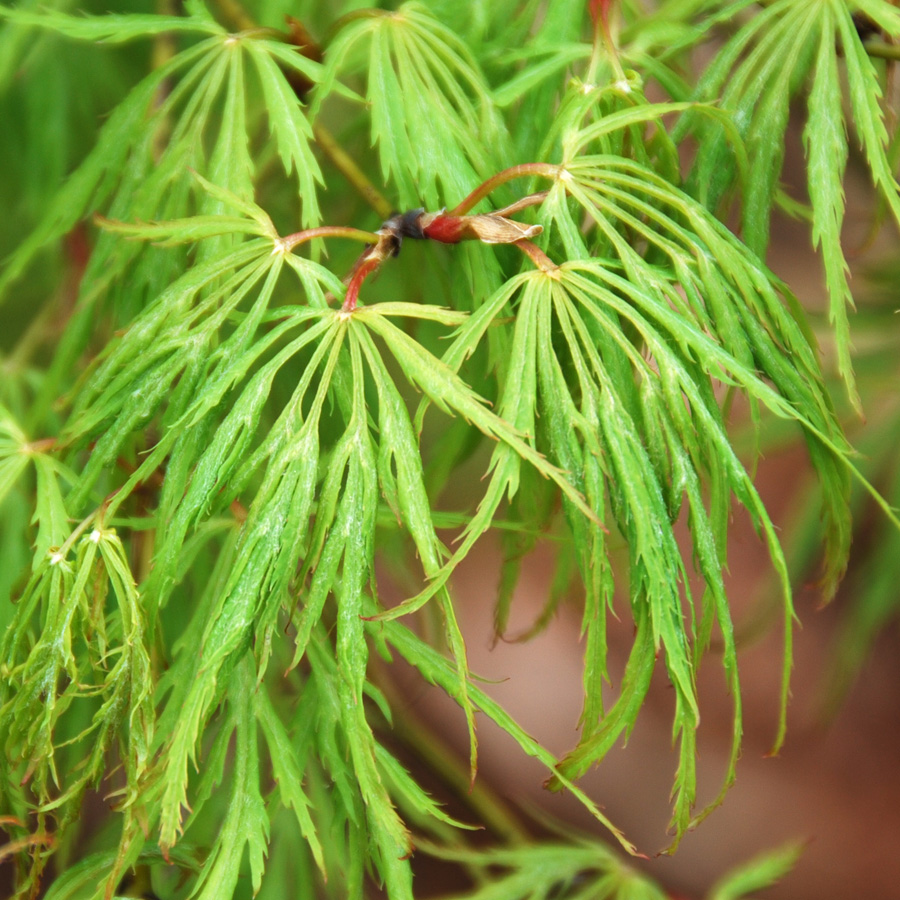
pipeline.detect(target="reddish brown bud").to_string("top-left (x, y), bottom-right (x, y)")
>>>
top-left (420, 212), bottom-right (542, 245)
top-left (419, 213), bottom-right (467, 243)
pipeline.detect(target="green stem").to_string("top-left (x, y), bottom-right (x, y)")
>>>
top-left (313, 122), bottom-right (394, 220)
top-left (587, 17), bottom-right (603, 85)
top-left (7, 303), bottom-right (56, 372)
top-left (449, 164), bottom-right (560, 216)
top-left (151, 0), bottom-right (177, 72)
top-left (600, 20), bottom-right (626, 83)
top-left (863, 40), bottom-right (900, 61)
top-left (57, 508), bottom-right (103, 559)
top-left (209, 0), bottom-right (256, 32)
top-left (151, 0), bottom-right (177, 161)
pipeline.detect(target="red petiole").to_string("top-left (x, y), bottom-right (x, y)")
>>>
top-left (281, 168), bottom-right (561, 311)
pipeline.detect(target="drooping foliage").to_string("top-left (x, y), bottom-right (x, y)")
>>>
top-left (1, 0), bottom-right (899, 897)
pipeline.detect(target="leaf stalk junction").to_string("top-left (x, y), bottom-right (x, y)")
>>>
top-left (280, 165), bottom-right (561, 311)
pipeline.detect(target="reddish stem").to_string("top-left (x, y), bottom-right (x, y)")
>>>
top-left (516, 240), bottom-right (558, 273)
top-left (449, 164), bottom-right (560, 216)
top-left (281, 225), bottom-right (380, 251)
top-left (587, 0), bottom-right (624, 82)
top-left (22, 437), bottom-right (57, 454)
top-left (342, 255), bottom-right (381, 312)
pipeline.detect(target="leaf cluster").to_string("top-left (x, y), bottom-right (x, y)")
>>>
top-left (1, 0), bottom-right (897, 898)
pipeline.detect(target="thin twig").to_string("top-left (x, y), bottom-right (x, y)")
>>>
top-left (340, 227), bottom-right (400, 311)
top-left (313, 122), bottom-right (394, 220)
top-left (449, 164), bottom-right (560, 216)
top-left (863, 40), bottom-right (900, 61)
top-left (516, 240), bottom-right (559, 274)
top-left (209, 0), bottom-right (256, 32)
top-left (280, 225), bottom-right (380, 251)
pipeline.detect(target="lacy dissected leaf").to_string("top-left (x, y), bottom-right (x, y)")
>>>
top-left (541, 148), bottom-right (852, 601)
top-left (5, 2), bottom-right (898, 895)
top-left (59, 199), bottom-right (615, 883)
top-left (375, 604), bottom-right (636, 853)
top-left (0, 5), bottom-right (224, 42)
top-left (824, 442), bottom-right (900, 712)
top-left (794, 293), bottom-right (900, 713)
top-left (0, 10), bottom-right (324, 308)
top-left (416, 833), bottom-right (802, 900)
top-left (0, 406), bottom-right (32, 511)
top-left (675, 0), bottom-right (900, 407)
top-left (490, 0), bottom-right (730, 156)
top-left (314, 1), bottom-right (507, 208)
top-left (416, 837), bottom-right (666, 900)
top-left (708, 841), bottom-right (804, 900)
top-left (0, 526), bottom-right (152, 839)
top-left (34, 846), bottom-right (199, 900)
top-left (144, 288), bottom-right (592, 821)
top-left (0, 6), bottom-right (137, 250)
top-left (426, 0), bottom-right (538, 47)
top-left (181, 661), bottom-right (269, 900)
top-left (427, 269), bottom-right (723, 839)
top-left (416, 219), bottom-right (852, 842)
